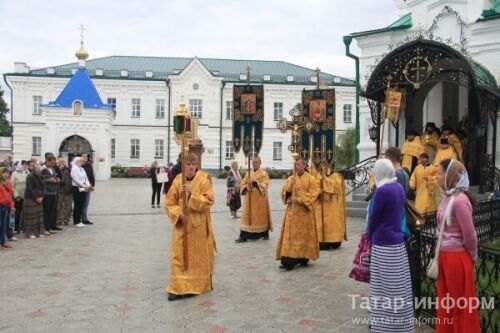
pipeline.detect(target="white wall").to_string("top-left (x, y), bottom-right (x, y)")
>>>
top-left (7, 59), bottom-right (356, 177)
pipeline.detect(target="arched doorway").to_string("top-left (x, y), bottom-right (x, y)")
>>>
top-left (59, 135), bottom-right (93, 165)
top-left (362, 38), bottom-right (500, 188)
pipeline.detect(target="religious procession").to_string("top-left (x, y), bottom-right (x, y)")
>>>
top-left (162, 74), bottom-right (349, 300)
top-left (2, 2), bottom-right (499, 332)
top-left (160, 57), bottom-right (490, 333)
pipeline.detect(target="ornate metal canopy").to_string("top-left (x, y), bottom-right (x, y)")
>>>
top-left (361, 38), bottom-right (472, 102)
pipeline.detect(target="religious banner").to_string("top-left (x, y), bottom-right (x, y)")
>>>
top-left (232, 85), bottom-right (264, 157)
top-left (301, 89), bottom-right (336, 169)
top-left (384, 86), bottom-right (405, 122)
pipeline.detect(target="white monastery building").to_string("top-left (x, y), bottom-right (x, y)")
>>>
top-left (4, 42), bottom-right (355, 180)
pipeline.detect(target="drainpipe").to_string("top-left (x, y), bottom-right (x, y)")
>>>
top-left (219, 81), bottom-right (226, 171)
top-left (343, 35), bottom-right (360, 163)
top-left (3, 74), bottom-right (13, 151)
top-left (166, 79), bottom-right (171, 164)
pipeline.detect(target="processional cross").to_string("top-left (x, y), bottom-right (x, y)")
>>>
top-left (276, 104), bottom-right (307, 158)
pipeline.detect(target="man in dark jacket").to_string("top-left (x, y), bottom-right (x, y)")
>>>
top-left (81, 153), bottom-right (95, 225)
top-left (56, 157), bottom-right (73, 226)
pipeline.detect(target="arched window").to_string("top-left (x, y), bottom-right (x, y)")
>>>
top-left (73, 100), bottom-right (83, 115)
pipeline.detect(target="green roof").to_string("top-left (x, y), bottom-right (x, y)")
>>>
top-left (470, 59), bottom-right (499, 90)
top-left (480, 0), bottom-right (500, 21)
top-left (350, 13), bottom-right (412, 38)
top-left (10, 56), bottom-right (355, 86)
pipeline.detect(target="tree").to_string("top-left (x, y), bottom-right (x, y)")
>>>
top-left (335, 127), bottom-right (356, 169)
top-left (0, 87), bottom-right (11, 137)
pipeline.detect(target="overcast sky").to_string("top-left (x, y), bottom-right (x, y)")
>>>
top-left (0, 0), bottom-right (400, 100)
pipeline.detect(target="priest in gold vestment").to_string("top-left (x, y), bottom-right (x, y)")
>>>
top-left (431, 137), bottom-right (457, 206)
top-left (165, 153), bottom-right (216, 301)
top-left (409, 153), bottom-right (437, 215)
top-left (276, 158), bottom-right (319, 270)
top-left (422, 122), bottom-right (441, 164)
top-left (442, 126), bottom-right (463, 162)
top-left (311, 164), bottom-right (347, 250)
top-left (235, 157), bottom-right (272, 243)
top-left (401, 130), bottom-right (425, 174)
top-left (433, 137), bottom-right (457, 167)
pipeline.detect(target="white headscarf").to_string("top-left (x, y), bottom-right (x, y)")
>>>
top-left (373, 158), bottom-right (397, 188)
top-left (230, 161), bottom-right (242, 185)
top-left (442, 159), bottom-right (470, 226)
top-left (72, 157), bottom-right (81, 167)
top-left (444, 159), bottom-right (470, 196)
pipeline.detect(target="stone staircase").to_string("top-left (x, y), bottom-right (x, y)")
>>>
top-left (346, 186), bottom-right (368, 219)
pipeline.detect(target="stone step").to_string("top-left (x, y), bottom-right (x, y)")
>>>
top-left (347, 200), bottom-right (368, 209)
top-left (347, 207), bottom-right (367, 219)
top-left (352, 193), bottom-right (368, 202)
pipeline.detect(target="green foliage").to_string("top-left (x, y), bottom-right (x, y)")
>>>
top-left (111, 165), bottom-right (127, 178)
top-left (335, 127), bottom-right (356, 169)
top-left (265, 168), bottom-right (290, 179)
top-left (0, 88), bottom-right (12, 137)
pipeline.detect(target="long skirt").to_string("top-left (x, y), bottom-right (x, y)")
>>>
top-left (21, 198), bottom-right (44, 237)
top-left (228, 193), bottom-right (241, 211)
top-left (369, 243), bottom-right (414, 333)
top-left (436, 250), bottom-right (480, 333)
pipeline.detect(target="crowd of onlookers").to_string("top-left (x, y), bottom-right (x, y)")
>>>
top-left (0, 152), bottom-right (95, 250)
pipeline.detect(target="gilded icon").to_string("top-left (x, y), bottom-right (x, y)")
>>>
top-left (309, 99), bottom-right (326, 122)
top-left (241, 93), bottom-right (256, 115)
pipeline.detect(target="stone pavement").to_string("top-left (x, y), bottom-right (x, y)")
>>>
top-left (0, 178), bottom-right (432, 333)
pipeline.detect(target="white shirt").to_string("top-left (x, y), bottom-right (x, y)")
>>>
top-left (71, 165), bottom-right (89, 187)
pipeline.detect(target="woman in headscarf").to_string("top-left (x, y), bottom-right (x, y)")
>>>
top-left (11, 162), bottom-right (27, 234)
top-left (70, 157), bottom-right (91, 227)
top-left (226, 161), bottom-right (242, 218)
top-left (435, 159), bottom-right (480, 333)
top-left (367, 158), bottom-right (413, 332)
top-left (22, 165), bottom-right (44, 239)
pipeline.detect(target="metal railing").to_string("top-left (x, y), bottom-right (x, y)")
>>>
top-left (338, 156), bottom-right (377, 195)
top-left (417, 199), bottom-right (500, 332)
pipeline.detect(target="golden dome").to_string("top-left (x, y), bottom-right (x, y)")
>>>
top-left (75, 43), bottom-right (89, 61)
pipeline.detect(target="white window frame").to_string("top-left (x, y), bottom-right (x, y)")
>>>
top-left (225, 141), bottom-right (234, 160)
top-left (274, 102), bottom-right (283, 120)
top-left (131, 98), bottom-right (141, 118)
top-left (273, 141), bottom-right (282, 161)
top-left (130, 139), bottom-right (140, 158)
top-left (343, 104), bottom-right (352, 123)
top-left (107, 97), bottom-right (116, 111)
top-left (33, 96), bottom-right (42, 115)
top-left (189, 99), bottom-right (203, 119)
top-left (32, 136), bottom-right (42, 156)
top-left (156, 99), bottom-right (165, 119)
top-left (110, 138), bottom-right (115, 159)
top-left (155, 139), bottom-right (164, 158)
top-left (226, 101), bottom-right (233, 120)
